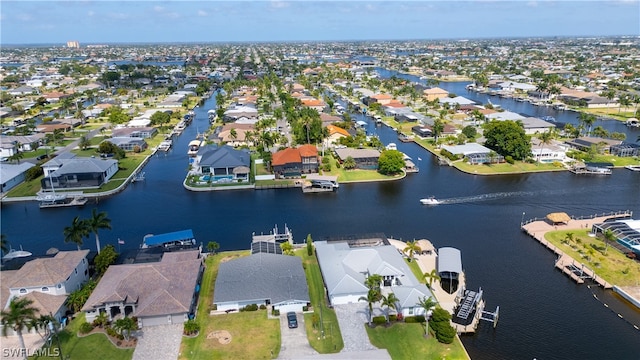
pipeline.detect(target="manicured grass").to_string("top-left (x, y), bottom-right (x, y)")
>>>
top-left (545, 229), bottom-right (640, 286)
top-left (405, 258), bottom-right (425, 283)
top-left (366, 322), bottom-right (468, 360)
top-left (578, 107), bottom-right (637, 122)
top-left (321, 155), bottom-right (400, 182)
top-left (454, 160), bottom-right (562, 174)
top-left (4, 175), bottom-right (45, 197)
top-left (299, 249), bottom-right (344, 353)
top-left (180, 251), bottom-right (281, 360)
top-left (31, 313), bottom-right (134, 360)
top-left (254, 179), bottom-right (295, 186)
top-left (588, 154), bottom-right (640, 167)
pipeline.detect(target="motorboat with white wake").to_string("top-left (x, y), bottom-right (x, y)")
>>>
top-left (420, 197), bottom-right (440, 205)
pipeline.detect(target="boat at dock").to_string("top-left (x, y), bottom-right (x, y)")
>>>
top-left (157, 139), bottom-right (173, 151)
top-left (624, 165), bottom-right (640, 172)
top-left (2, 245), bottom-right (32, 261)
top-left (569, 163), bottom-right (613, 175)
top-left (39, 195), bottom-right (88, 208)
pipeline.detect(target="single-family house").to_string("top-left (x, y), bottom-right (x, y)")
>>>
top-left (111, 127), bottom-right (157, 139)
top-left (192, 145), bottom-right (251, 182)
top-left (41, 158), bottom-right (118, 190)
top-left (272, 145), bottom-right (319, 178)
top-left (1, 162), bottom-right (35, 193)
top-left (531, 139), bottom-right (569, 163)
top-left (439, 96), bottom-right (476, 106)
top-left (108, 137), bottom-right (148, 152)
top-left (314, 239), bottom-right (434, 317)
top-left (1, 250), bottom-right (89, 328)
top-left (423, 87), bottom-right (449, 101)
top-left (565, 137), bottom-right (622, 154)
top-left (441, 143), bottom-right (504, 165)
top-left (324, 124), bottom-right (351, 147)
top-left (334, 148), bottom-right (381, 170)
top-left (519, 117), bottom-right (557, 135)
top-left (610, 143), bottom-right (640, 157)
top-left (213, 253), bottom-right (310, 313)
top-left (82, 250), bottom-right (204, 327)
top-left (320, 113), bottom-right (343, 127)
top-left (300, 99), bottom-right (327, 113)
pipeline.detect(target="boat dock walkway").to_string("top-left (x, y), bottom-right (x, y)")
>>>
top-left (387, 238), bottom-right (483, 334)
top-left (521, 212), bottom-right (632, 289)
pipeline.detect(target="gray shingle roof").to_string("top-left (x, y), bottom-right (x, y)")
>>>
top-left (213, 253), bottom-right (309, 305)
top-left (199, 145), bottom-right (250, 168)
top-left (50, 158), bottom-right (118, 176)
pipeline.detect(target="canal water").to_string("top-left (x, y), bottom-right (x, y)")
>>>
top-left (1, 86), bottom-right (639, 359)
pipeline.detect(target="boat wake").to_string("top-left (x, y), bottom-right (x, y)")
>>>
top-left (436, 191), bottom-right (539, 205)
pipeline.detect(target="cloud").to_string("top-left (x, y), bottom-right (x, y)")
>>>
top-left (270, 1), bottom-right (289, 9)
top-left (88, 10), bottom-right (95, 17)
top-left (17, 13), bottom-right (33, 22)
top-left (527, 1), bottom-right (538, 7)
top-left (198, 10), bottom-right (208, 17)
top-left (154, 6), bottom-right (164, 12)
top-left (108, 12), bottom-right (130, 20)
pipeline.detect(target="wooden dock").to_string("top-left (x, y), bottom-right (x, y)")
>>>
top-left (521, 213), bottom-right (631, 289)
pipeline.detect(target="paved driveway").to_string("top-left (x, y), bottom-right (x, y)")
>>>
top-left (278, 312), bottom-right (318, 359)
top-left (333, 303), bottom-right (377, 353)
top-left (132, 324), bottom-right (183, 360)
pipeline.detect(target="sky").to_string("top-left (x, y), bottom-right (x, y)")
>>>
top-left (1, 1), bottom-right (639, 45)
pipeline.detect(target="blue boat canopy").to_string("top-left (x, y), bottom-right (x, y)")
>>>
top-left (144, 229), bottom-right (195, 247)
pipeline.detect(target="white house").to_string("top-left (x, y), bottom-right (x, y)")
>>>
top-left (314, 239), bottom-right (435, 317)
top-left (0, 250), bottom-right (90, 330)
top-left (213, 253), bottom-right (310, 313)
top-left (531, 139), bottom-right (568, 163)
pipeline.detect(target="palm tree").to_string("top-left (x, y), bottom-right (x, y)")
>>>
top-left (564, 232), bottom-right (574, 246)
top-left (113, 316), bottom-right (137, 341)
top-left (78, 136), bottom-right (91, 150)
top-left (602, 229), bottom-right (616, 256)
top-left (381, 293), bottom-right (399, 324)
top-left (423, 269), bottom-right (441, 289)
top-left (63, 216), bottom-right (89, 250)
top-left (365, 273), bottom-right (383, 291)
top-left (207, 241), bottom-right (220, 254)
top-left (86, 208), bottom-right (111, 254)
top-left (432, 118), bottom-right (445, 144)
top-left (358, 289), bottom-right (382, 327)
top-left (536, 130), bottom-right (553, 163)
top-left (416, 296), bottom-right (437, 338)
top-left (403, 240), bottom-right (421, 262)
top-left (1, 297), bottom-right (40, 360)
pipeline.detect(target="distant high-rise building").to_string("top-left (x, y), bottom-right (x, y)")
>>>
top-left (66, 40), bottom-right (80, 48)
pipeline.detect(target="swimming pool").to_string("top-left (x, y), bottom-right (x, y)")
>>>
top-left (200, 175), bottom-right (234, 182)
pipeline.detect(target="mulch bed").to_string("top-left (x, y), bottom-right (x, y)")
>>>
top-left (77, 327), bottom-right (137, 348)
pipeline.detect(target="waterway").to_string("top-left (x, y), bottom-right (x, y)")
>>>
top-left (2, 87), bottom-right (640, 359)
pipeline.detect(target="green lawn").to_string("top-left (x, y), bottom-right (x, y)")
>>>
top-left (31, 313), bottom-right (134, 360)
top-left (299, 249), bottom-right (344, 353)
top-left (544, 229), bottom-right (640, 286)
top-left (180, 251), bottom-right (281, 360)
top-left (366, 322), bottom-right (468, 360)
top-left (322, 155), bottom-right (401, 182)
top-left (405, 258), bottom-right (425, 283)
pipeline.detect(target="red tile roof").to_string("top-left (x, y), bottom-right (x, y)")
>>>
top-left (298, 144), bottom-right (318, 157)
top-left (272, 148), bottom-right (301, 166)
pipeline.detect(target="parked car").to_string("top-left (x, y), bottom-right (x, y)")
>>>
top-left (287, 312), bottom-right (298, 329)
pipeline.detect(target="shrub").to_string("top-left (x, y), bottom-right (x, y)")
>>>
top-left (435, 323), bottom-right (456, 344)
top-left (505, 155), bottom-right (515, 164)
top-left (272, 309), bottom-right (280, 316)
top-left (302, 305), bottom-right (308, 312)
top-left (404, 316), bottom-right (425, 323)
top-left (372, 316), bottom-right (386, 325)
top-left (183, 319), bottom-right (200, 336)
top-left (323, 163), bottom-right (331, 172)
top-left (322, 156), bottom-right (330, 164)
top-left (106, 327), bottom-right (118, 338)
top-left (431, 308), bottom-right (451, 323)
top-left (25, 165), bottom-right (44, 181)
top-left (79, 322), bottom-right (93, 334)
top-left (388, 314), bottom-right (398, 322)
top-left (259, 304), bottom-right (267, 310)
top-left (243, 304), bottom-right (259, 311)
top-left (335, 161), bottom-right (341, 169)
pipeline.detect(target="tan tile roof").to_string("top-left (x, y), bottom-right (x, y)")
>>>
top-left (20, 291), bottom-right (66, 316)
top-left (9, 250), bottom-right (89, 289)
top-left (326, 125), bottom-right (350, 137)
top-left (0, 270), bottom-right (19, 309)
top-left (82, 251), bottom-right (202, 318)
